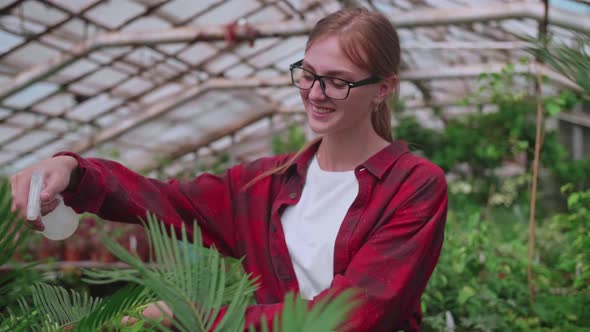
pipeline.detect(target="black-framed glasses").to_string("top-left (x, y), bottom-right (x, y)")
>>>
top-left (289, 59), bottom-right (382, 100)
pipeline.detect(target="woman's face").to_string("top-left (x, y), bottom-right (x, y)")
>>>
top-left (300, 36), bottom-right (384, 137)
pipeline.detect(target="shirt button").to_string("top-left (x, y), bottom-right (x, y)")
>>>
top-left (289, 192), bottom-right (297, 199)
top-left (271, 224), bottom-right (277, 233)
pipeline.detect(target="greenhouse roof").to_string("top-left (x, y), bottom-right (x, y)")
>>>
top-left (0, 0), bottom-right (588, 177)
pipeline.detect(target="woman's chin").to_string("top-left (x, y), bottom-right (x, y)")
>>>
top-left (307, 122), bottom-right (331, 136)
top-left (307, 114), bottom-right (337, 135)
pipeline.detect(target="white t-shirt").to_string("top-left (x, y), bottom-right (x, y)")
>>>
top-left (281, 155), bottom-right (359, 300)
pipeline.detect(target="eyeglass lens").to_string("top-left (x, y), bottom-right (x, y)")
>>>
top-left (291, 67), bottom-right (350, 99)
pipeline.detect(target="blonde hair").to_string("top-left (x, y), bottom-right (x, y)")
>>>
top-left (247, 8), bottom-right (401, 187)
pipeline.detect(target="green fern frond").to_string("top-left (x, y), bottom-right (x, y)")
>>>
top-left (12, 282), bottom-right (103, 330)
top-left (82, 266), bottom-right (142, 285)
top-left (2, 209), bottom-right (354, 331)
top-left (76, 284), bottom-right (153, 331)
top-left (85, 212), bottom-right (256, 332)
top-left (0, 179), bottom-right (29, 266)
top-left (253, 290), bottom-right (358, 332)
top-left (0, 308), bottom-right (38, 332)
top-left (0, 178), bottom-right (40, 317)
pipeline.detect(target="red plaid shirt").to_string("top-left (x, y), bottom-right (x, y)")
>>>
top-left (57, 139), bottom-right (447, 331)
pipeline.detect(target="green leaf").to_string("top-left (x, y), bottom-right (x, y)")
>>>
top-left (0, 179), bottom-right (29, 266)
top-left (255, 290), bottom-right (357, 332)
top-left (567, 193), bottom-right (580, 210)
top-left (546, 102), bottom-right (562, 116)
top-left (457, 285), bottom-right (476, 305)
top-left (76, 284), bottom-right (152, 331)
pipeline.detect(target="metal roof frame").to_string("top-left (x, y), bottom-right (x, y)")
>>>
top-left (0, 0), bottom-right (588, 175)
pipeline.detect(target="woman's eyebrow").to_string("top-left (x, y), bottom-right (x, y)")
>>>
top-left (302, 61), bottom-right (355, 77)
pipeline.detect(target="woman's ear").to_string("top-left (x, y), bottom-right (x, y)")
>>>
top-left (373, 74), bottom-right (398, 104)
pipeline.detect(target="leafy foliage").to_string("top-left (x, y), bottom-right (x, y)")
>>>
top-left (17, 282), bottom-right (103, 330)
top-left (527, 33), bottom-right (590, 100)
top-left (0, 209), bottom-right (354, 331)
top-left (0, 179), bottom-right (29, 266)
top-left (394, 57), bottom-right (590, 331)
top-left (83, 213), bottom-right (257, 331)
top-left (252, 291), bottom-right (357, 332)
top-left (76, 284), bottom-right (153, 331)
top-left (0, 178), bottom-right (45, 312)
top-left (394, 62), bottom-right (590, 204)
top-left (542, 186), bottom-right (590, 292)
top-left (422, 193), bottom-right (590, 331)
top-left (272, 124), bottom-right (307, 155)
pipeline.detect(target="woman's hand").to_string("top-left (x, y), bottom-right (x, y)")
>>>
top-left (9, 156), bottom-right (79, 230)
top-left (122, 301), bottom-right (174, 328)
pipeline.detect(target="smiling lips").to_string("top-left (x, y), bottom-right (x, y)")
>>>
top-left (311, 104), bottom-right (335, 114)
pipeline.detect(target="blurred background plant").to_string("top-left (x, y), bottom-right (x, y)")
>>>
top-left (394, 33), bottom-right (590, 331)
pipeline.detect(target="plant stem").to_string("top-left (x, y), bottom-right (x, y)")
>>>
top-left (528, 63), bottom-right (545, 304)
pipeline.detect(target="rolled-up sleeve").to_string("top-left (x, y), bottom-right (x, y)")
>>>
top-left (56, 152), bottom-right (239, 257)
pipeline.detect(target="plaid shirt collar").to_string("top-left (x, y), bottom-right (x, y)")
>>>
top-left (291, 139), bottom-right (411, 180)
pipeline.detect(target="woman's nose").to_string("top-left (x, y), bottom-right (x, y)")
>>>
top-left (308, 79), bottom-right (327, 101)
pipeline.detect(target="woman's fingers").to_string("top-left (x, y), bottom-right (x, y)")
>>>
top-left (121, 316), bottom-right (138, 326)
top-left (9, 173), bottom-right (25, 217)
top-left (9, 156), bottom-right (78, 221)
top-left (40, 198), bottom-right (60, 216)
top-left (28, 217), bottom-right (44, 232)
top-left (143, 301), bottom-right (173, 326)
top-left (120, 301), bottom-right (173, 328)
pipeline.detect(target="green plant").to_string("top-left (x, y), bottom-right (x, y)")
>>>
top-left (0, 211), bottom-right (354, 331)
top-left (0, 179), bottom-right (28, 267)
top-left (0, 178), bottom-right (45, 311)
top-left (527, 33), bottom-right (590, 100)
top-left (422, 195), bottom-right (590, 331)
top-left (271, 124), bottom-right (307, 155)
top-left (543, 186), bottom-right (590, 292)
top-left (394, 62), bottom-right (589, 205)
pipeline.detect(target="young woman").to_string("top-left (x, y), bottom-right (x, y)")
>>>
top-left (10, 7), bottom-right (447, 331)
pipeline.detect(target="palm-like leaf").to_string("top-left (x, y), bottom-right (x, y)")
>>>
top-left (13, 282), bottom-right (102, 331)
top-left (76, 284), bottom-right (154, 331)
top-left (527, 33), bottom-right (590, 99)
top-left (83, 212), bottom-right (257, 331)
top-left (0, 308), bottom-right (39, 332)
top-left (2, 210), bottom-right (355, 331)
top-left (0, 178), bottom-right (29, 266)
top-left (0, 178), bottom-right (42, 312)
top-left (253, 291), bottom-right (358, 332)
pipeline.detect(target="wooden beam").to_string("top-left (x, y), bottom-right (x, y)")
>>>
top-left (69, 75), bottom-right (292, 154)
top-left (402, 41), bottom-right (530, 50)
top-left (393, 2), bottom-right (589, 32)
top-left (2, 2), bottom-right (588, 103)
top-left (558, 110), bottom-right (590, 128)
top-left (139, 108), bottom-right (276, 173)
top-left (160, 113), bottom-right (306, 176)
top-left (401, 62), bottom-right (581, 92)
top-left (0, 20), bottom-right (314, 101)
top-left (67, 61), bottom-right (580, 155)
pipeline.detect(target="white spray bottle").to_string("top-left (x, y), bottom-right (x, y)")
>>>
top-left (27, 169), bottom-right (79, 240)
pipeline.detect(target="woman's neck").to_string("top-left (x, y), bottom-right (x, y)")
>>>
top-left (317, 129), bottom-right (390, 172)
